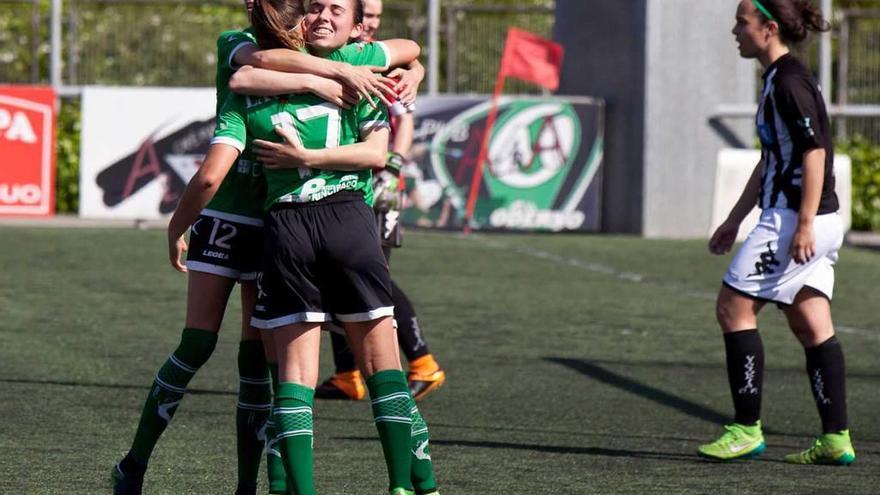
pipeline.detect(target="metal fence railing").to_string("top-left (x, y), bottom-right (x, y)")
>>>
top-left (838, 9), bottom-right (880, 142)
top-left (444, 4), bottom-right (554, 94)
top-left (0, 0), bottom-right (46, 84)
top-left (1, 0), bottom-right (553, 95)
top-left (1, 0), bottom-right (878, 133)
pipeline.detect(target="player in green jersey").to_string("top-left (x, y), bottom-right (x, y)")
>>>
top-left (160, 1), bottom-right (438, 494)
top-left (305, 0), bottom-right (446, 404)
top-left (112, 2), bottom-right (424, 495)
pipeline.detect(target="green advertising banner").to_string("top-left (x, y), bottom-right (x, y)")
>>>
top-left (402, 96), bottom-right (604, 232)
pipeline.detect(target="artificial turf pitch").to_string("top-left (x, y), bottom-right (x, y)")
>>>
top-left (0, 228), bottom-right (878, 494)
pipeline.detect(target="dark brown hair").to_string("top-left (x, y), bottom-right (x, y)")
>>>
top-left (251, 0), bottom-right (305, 50)
top-left (352, 0), bottom-right (365, 24)
top-left (757, 0), bottom-right (831, 45)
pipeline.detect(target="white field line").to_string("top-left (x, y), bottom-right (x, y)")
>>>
top-left (467, 234), bottom-right (879, 340)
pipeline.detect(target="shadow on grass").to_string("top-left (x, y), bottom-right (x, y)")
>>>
top-left (0, 377), bottom-right (234, 396)
top-left (429, 438), bottom-right (701, 462)
top-left (336, 436), bottom-right (777, 463)
top-left (578, 358), bottom-right (880, 380)
top-left (544, 357), bottom-right (784, 435)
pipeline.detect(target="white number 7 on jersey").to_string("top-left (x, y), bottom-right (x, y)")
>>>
top-left (271, 104), bottom-right (341, 178)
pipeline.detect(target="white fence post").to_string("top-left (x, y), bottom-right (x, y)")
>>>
top-left (427, 0), bottom-right (440, 95)
top-left (50, 0), bottom-right (62, 88)
top-left (820, 0), bottom-right (832, 106)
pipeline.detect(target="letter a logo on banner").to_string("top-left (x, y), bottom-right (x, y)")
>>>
top-left (0, 86), bottom-right (56, 216)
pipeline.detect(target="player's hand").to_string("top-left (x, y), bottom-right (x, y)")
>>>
top-left (335, 64), bottom-right (393, 107)
top-left (253, 126), bottom-right (312, 169)
top-left (386, 63), bottom-right (424, 105)
top-left (789, 223), bottom-right (815, 265)
top-left (709, 220), bottom-right (739, 255)
top-left (168, 234), bottom-right (188, 273)
top-left (311, 77), bottom-right (358, 109)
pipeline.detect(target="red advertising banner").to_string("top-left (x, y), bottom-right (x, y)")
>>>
top-left (0, 86), bottom-right (56, 216)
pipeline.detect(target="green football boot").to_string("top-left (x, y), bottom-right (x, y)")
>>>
top-left (784, 430), bottom-right (855, 466)
top-left (389, 489), bottom-right (415, 495)
top-left (698, 422), bottom-right (765, 460)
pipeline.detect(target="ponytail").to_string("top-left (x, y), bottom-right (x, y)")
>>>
top-left (251, 0), bottom-right (305, 51)
top-left (757, 0), bottom-right (831, 45)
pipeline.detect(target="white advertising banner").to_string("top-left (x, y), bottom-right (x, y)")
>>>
top-left (79, 86), bottom-right (216, 219)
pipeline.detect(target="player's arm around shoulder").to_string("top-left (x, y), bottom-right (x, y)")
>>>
top-left (372, 39), bottom-right (420, 68)
top-left (229, 66), bottom-right (357, 108)
top-left (255, 124), bottom-right (389, 172)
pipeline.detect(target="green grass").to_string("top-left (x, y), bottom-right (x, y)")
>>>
top-left (0, 228), bottom-right (878, 494)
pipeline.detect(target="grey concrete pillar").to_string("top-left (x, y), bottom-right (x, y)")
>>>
top-left (554, 0), bottom-right (755, 237)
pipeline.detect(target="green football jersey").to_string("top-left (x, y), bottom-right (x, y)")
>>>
top-left (215, 28), bottom-right (257, 114)
top-left (212, 42), bottom-right (391, 211)
top-left (204, 27), bottom-right (265, 220)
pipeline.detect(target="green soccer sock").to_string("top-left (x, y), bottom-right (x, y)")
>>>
top-left (275, 382), bottom-right (316, 495)
top-left (129, 328), bottom-right (217, 462)
top-left (367, 369), bottom-right (414, 491)
top-left (410, 402), bottom-right (437, 494)
top-left (236, 340), bottom-right (271, 493)
top-left (265, 362), bottom-right (289, 494)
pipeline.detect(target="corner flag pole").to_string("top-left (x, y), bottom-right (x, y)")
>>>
top-left (463, 69), bottom-right (505, 234)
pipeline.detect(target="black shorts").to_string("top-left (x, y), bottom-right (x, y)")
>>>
top-left (252, 193), bottom-right (394, 329)
top-left (186, 209), bottom-right (263, 281)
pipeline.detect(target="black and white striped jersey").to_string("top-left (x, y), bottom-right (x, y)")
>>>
top-left (756, 54), bottom-right (838, 214)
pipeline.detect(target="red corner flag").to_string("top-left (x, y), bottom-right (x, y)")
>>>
top-left (462, 28), bottom-right (565, 233)
top-left (498, 28), bottom-right (565, 91)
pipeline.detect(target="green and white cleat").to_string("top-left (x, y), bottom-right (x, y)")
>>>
top-left (698, 422), bottom-right (765, 460)
top-left (389, 488), bottom-right (415, 495)
top-left (784, 430), bottom-right (855, 466)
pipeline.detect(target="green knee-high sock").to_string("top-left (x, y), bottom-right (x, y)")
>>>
top-left (410, 402), bottom-right (437, 494)
top-left (236, 341), bottom-right (271, 493)
top-left (265, 363), bottom-right (289, 495)
top-left (129, 328), bottom-right (217, 461)
top-left (366, 369), bottom-right (414, 491)
top-left (275, 382), bottom-right (316, 495)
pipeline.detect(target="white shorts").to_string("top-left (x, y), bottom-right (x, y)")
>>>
top-left (723, 208), bottom-right (843, 305)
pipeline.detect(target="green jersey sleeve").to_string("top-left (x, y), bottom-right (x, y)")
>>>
top-left (356, 97), bottom-right (390, 137)
top-left (215, 28), bottom-right (256, 112)
top-left (334, 41), bottom-right (391, 70)
top-left (217, 28), bottom-right (257, 74)
top-left (212, 93), bottom-right (248, 152)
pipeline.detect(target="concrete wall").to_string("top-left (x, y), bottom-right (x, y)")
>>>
top-left (554, 0), bottom-right (647, 234)
top-left (554, 0), bottom-right (756, 237)
top-left (642, 1), bottom-right (755, 237)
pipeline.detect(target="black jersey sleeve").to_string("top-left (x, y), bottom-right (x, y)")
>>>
top-left (772, 75), bottom-right (826, 151)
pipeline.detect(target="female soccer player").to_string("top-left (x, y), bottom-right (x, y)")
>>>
top-left (698, 0), bottom-right (854, 465)
top-left (111, 2), bottom-right (414, 494)
top-left (164, 1), bottom-right (439, 494)
top-left (312, 0), bottom-right (447, 404)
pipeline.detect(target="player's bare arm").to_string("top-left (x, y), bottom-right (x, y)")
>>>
top-left (229, 66), bottom-right (358, 108)
top-left (391, 112), bottom-right (415, 157)
top-left (238, 45), bottom-right (384, 102)
top-left (790, 148), bottom-right (825, 264)
top-left (709, 159), bottom-right (764, 255)
top-left (166, 144), bottom-right (240, 271)
top-left (255, 125), bottom-right (389, 171)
